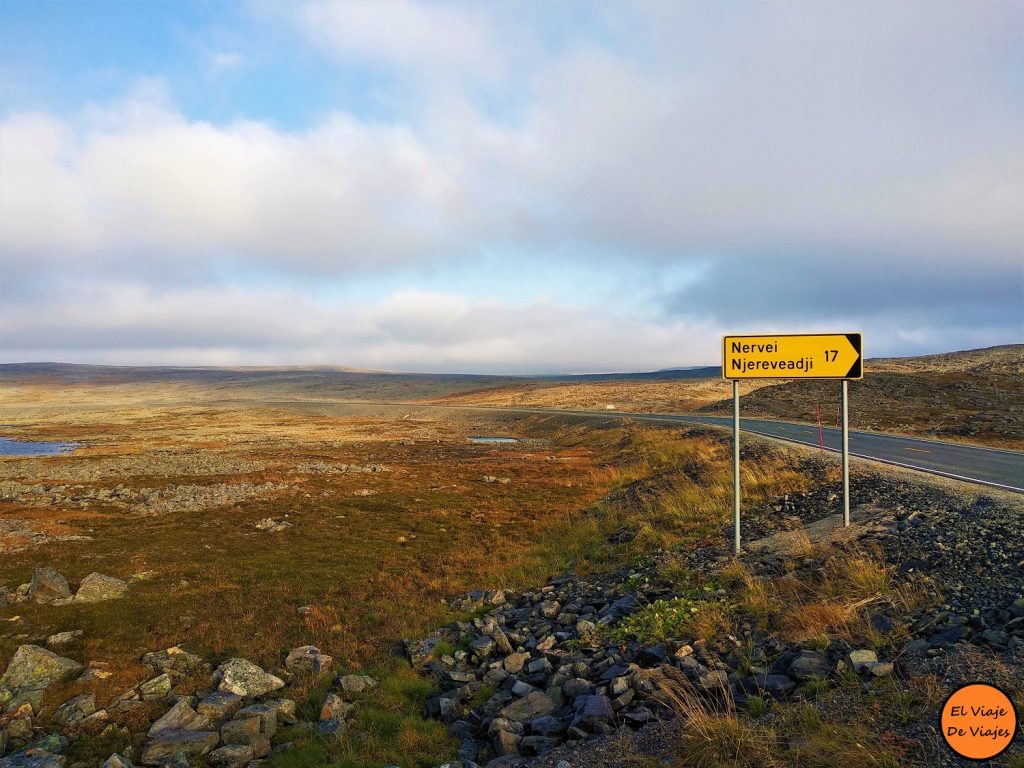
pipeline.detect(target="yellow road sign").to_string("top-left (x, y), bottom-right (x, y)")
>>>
top-left (722, 333), bottom-right (863, 380)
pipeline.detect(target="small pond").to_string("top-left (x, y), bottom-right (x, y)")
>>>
top-left (467, 436), bottom-right (520, 444)
top-left (0, 437), bottom-right (80, 456)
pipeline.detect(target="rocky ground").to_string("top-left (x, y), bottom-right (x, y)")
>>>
top-left (402, 471), bottom-right (1024, 767)
top-left (1, 464), bottom-right (1021, 768)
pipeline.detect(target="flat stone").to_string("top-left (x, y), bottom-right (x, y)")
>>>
top-left (503, 652), bottom-right (530, 674)
top-left (864, 661), bottom-right (894, 677)
top-left (216, 659), bottom-right (283, 697)
top-left (139, 729), bottom-right (219, 765)
top-left (848, 649), bottom-right (878, 671)
top-left (73, 574), bottom-right (128, 603)
top-left (499, 691), bottom-right (556, 722)
top-left (316, 720), bottom-right (347, 741)
top-left (195, 691), bottom-right (242, 721)
top-left (337, 674), bottom-right (377, 696)
top-left (147, 699), bottom-right (209, 736)
top-left (29, 568), bottom-right (71, 604)
top-left (45, 632), bottom-right (82, 648)
top-left (206, 745), bottom-right (253, 768)
top-left (0, 645), bottom-right (84, 712)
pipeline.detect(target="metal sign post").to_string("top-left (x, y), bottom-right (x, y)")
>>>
top-left (721, 332), bottom-right (863, 551)
top-left (841, 379), bottom-right (850, 526)
top-left (733, 380), bottom-right (741, 554)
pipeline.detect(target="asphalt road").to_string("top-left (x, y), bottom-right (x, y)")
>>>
top-left (519, 407), bottom-right (1024, 493)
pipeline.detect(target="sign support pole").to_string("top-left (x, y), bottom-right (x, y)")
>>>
top-left (841, 379), bottom-right (850, 526)
top-left (733, 380), bottom-right (741, 554)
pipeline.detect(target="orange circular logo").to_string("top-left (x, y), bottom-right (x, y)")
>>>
top-left (940, 683), bottom-right (1018, 761)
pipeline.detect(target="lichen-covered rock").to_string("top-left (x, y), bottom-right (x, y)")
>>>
top-left (147, 699), bottom-right (209, 736)
top-left (215, 659), bottom-right (283, 698)
top-left (319, 693), bottom-right (354, 722)
top-left (137, 674), bottom-right (172, 701)
top-left (51, 693), bottom-right (95, 726)
top-left (28, 568), bottom-right (70, 604)
top-left (73, 573), bottom-right (128, 604)
top-left (139, 729), bottom-right (218, 765)
top-left (284, 646), bottom-right (332, 678)
top-left (336, 674), bottom-right (376, 696)
top-left (195, 691), bottom-right (241, 721)
top-left (0, 646), bottom-right (84, 712)
top-left (140, 647), bottom-right (204, 677)
top-left (205, 744), bottom-right (253, 768)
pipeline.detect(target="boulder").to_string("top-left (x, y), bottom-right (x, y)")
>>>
top-left (284, 646), bottom-right (332, 678)
top-left (215, 659), bottom-right (283, 698)
top-left (28, 569), bottom-right (70, 604)
top-left (73, 574), bottom-right (128, 604)
top-left (0, 645), bottom-right (84, 712)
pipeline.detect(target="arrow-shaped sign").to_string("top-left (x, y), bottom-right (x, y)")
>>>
top-left (722, 333), bottom-right (863, 380)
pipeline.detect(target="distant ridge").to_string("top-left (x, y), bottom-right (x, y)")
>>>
top-left (1, 344), bottom-right (1019, 381)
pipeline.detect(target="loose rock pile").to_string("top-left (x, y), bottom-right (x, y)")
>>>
top-left (403, 568), bottom-right (908, 766)
top-left (0, 643), bottom-right (375, 768)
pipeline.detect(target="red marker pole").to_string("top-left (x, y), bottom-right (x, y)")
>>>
top-left (816, 403), bottom-right (824, 449)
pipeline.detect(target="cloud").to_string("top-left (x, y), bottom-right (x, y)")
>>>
top-left (1, 84), bottom-right (464, 285)
top-left (1, 1), bottom-right (1021, 369)
top-left (208, 51), bottom-right (246, 77)
top-left (297, 0), bottom-right (500, 79)
top-left (0, 283), bottom-right (722, 372)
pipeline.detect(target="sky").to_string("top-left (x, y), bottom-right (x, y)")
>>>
top-left (0, 0), bottom-right (1021, 374)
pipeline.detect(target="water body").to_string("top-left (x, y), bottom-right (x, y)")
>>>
top-left (467, 436), bottom-right (519, 444)
top-left (0, 437), bottom-right (79, 456)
